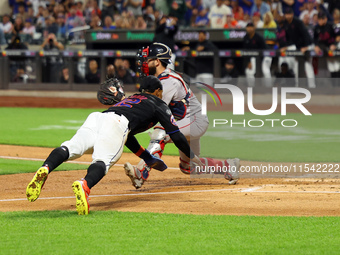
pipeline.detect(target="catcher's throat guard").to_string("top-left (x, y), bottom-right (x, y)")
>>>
top-left (136, 47), bottom-right (149, 80)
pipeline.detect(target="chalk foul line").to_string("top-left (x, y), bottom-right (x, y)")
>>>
top-left (0, 155), bottom-right (178, 170)
top-left (1, 185), bottom-right (339, 203)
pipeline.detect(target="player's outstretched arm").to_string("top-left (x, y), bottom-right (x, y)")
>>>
top-left (125, 134), bottom-right (168, 171)
top-left (169, 131), bottom-right (203, 168)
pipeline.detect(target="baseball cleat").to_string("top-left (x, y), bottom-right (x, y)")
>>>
top-left (72, 179), bottom-right (90, 215)
top-left (225, 158), bottom-right (240, 185)
top-left (26, 166), bottom-right (49, 202)
top-left (124, 162), bottom-right (144, 189)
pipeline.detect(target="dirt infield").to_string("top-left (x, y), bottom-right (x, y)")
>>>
top-left (2, 145), bottom-right (340, 217)
top-left (1, 95), bottom-right (340, 216)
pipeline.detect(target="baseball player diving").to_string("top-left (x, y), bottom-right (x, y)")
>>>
top-left (124, 42), bottom-right (240, 189)
top-left (26, 76), bottom-right (203, 215)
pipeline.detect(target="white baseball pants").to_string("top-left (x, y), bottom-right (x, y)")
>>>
top-left (62, 112), bottom-right (129, 173)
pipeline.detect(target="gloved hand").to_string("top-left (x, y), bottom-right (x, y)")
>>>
top-left (140, 149), bottom-right (168, 171)
top-left (145, 155), bottom-right (168, 171)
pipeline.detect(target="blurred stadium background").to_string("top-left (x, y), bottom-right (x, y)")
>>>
top-left (0, 0), bottom-right (340, 93)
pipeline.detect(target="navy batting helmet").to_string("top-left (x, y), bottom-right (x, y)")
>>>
top-left (139, 75), bottom-right (163, 93)
top-left (142, 42), bottom-right (172, 65)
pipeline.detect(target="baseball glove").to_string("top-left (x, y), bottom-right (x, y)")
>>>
top-left (97, 78), bottom-right (125, 105)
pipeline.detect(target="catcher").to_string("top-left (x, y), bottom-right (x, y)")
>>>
top-left (26, 76), bottom-right (203, 215)
top-left (124, 42), bottom-right (240, 189)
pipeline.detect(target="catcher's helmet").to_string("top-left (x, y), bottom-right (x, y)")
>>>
top-left (142, 42), bottom-right (172, 65)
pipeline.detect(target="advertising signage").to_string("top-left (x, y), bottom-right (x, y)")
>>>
top-left (85, 28), bottom-right (277, 43)
top-left (88, 31), bottom-right (155, 42)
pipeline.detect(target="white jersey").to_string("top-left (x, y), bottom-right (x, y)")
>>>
top-left (158, 68), bottom-right (202, 118)
top-left (208, 4), bottom-right (232, 29)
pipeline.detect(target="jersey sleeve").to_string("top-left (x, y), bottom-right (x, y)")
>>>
top-left (313, 26), bottom-right (319, 45)
top-left (330, 25), bottom-right (336, 44)
top-left (156, 103), bottom-right (180, 135)
top-left (298, 20), bottom-right (312, 47)
top-left (161, 78), bottom-right (179, 105)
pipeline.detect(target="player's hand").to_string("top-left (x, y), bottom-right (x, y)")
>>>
top-left (330, 44), bottom-right (337, 51)
top-left (300, 47), bottom-right (308, 53)
top-left (280, 47), bottom-right (288, 52)
top-left (144, 155), bottom-right (168, 171)
top-left (197, 46), bottom-right (204, 51)
top-left (314, 46), bottom-right (322, 55)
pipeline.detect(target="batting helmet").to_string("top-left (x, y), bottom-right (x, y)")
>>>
top-left (139, 75), bottom-right (163, 93)
top-left (142, 42), bottom-right (172, 65)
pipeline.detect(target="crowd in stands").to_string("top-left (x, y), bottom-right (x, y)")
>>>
top-left (1, 0), bottom-right (340, 86)
top-left (0, 0), bottom-right (339, 46)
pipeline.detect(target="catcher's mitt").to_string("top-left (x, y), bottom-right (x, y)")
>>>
top-left (97, 78), bottom-right (125, 105)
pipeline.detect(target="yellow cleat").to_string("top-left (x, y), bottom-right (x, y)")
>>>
top-left (72, 180), bottom-right (90, 215)
top-left (26, 167), bottom-right (49, 202)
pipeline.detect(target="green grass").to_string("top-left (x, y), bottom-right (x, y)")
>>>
top-left (0, 211), bottom-right (339, 255)
top-left (0, 158), bottom-right (86, 175)
top-left (0, 107), bottom-right (339, 162)
top-left (200, 111), bottom-right (340, 162)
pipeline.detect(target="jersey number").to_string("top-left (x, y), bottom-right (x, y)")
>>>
top-left (115, 98), bottom-right (141, 108)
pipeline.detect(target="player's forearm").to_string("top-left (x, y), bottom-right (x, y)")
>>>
top-left (125, 134), bottom-right (153, 160)
top-left (283, 0), bottom-right (294, 6)
top-left (170, 131), bottom-right (194, 159)
top-left (130, 0), bottom-right (141, 8)
top-left (55, 41), bottom-right (64, 50)
top-left (242, 0), bottom-right (252, 6)
top-left (125, 134), bottom-right (142, 154)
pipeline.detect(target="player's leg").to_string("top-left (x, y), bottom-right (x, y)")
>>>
top-left (245, 57), bottom-right (256, 87)
top-left (176, 114), bottom-right (207, 174)
top-left (262, 56), bottom-right (272, 87)
top-left (292, 57), bottom-right (299, 87)
top-left (285, 45), bottom-right (299, 87)
top-left (26, 112), bottom-right (99, 202)
top-left (327, 58), bottom-right (339, 87)
top-left (304, 57), bottom-right (316, 88)
top-left (178, 140), bottom-right (240, 185)
top-left (72, 112), bottom-right (129, 215)
top-left (335, 59), bottom-right (340, 86)
top-left (178, 115), bottom-right (240, 184)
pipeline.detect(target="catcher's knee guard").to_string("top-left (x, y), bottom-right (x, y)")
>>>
top-left (136, 127), bottom-right (170, 175)
top-left (147, 127), bottom-right (170, 158)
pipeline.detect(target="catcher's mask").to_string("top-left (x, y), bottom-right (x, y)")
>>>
top-left (97, 77), bottom-right (125, 105)
top-left (136, 42), bottom-right (172, 79)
